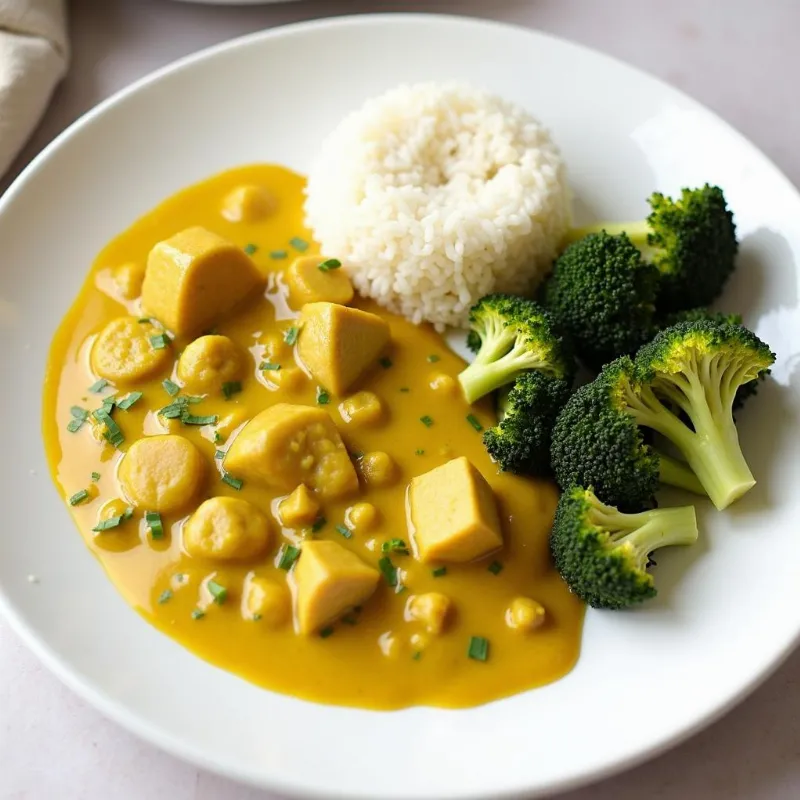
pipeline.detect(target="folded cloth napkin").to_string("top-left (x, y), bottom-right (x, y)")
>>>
top-left (0, 0), bottom-right (67, 177)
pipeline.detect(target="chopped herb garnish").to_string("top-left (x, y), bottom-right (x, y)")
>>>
top-left (222, 473), bottom-right (243, 491)
top-left (191, 608), bottom-right (205, 620)
top-left (316, 387), bottom-right (330, 405)
top-left (69, 489), bottom-right (90, 506)
top-left (117, 391), bottom-right (143, 411)
top-left (415, 449), bottom-right (425, 456)
top-left (159, 402), bottom-right (184, 419)
top-left (182, 413), bottom-right (218, 426)
top-left (67, 418), bottom-right (85, 433)
top-left (145, 511), bottom-right (164, 540)
top-left (91, 472), bottom-right (101, 482)
top-left (468, 636), bottom-right (490, 662)
top-left (213, 431), bottom-right (224, 445)
top-left (94, 409), bottom-right (124, 448)
top-left (466, 414), bottom-right (483, 432)
top-left (420, 415), bottom-right (434, 427)
top-left (432, 566), bottom-right (447, 578)
top-left (270, 250), bottom-right (288, 259)
top-left (350, 450), bottom-right (364, 460)
top-left (378, 556), bottom-right (398, 587)
top-left (311, 516), bottom-right (327, 533)
top-left (137, 317), bottom-right (152, 324)
top-left (488, 560), bottom-right (503, 575)
top-left (278, 544), bottom-right (301, 570)
top-left (259, 361), bottom-right (281, 371)
top-left (284, 326), bottom-right (300, 346)
top-left (149, 333), bottom-right (171, 350)
top-left (162, 379), bottom-right (180, 396)
top-left (320, 626), bottom-right (334, 638)
top-left (382, 538), bottom-right (409, 555)
top-left (70, 406), bottom-right (89, 420)
top-left (379, 356), bottom-right (393, 369)
top-left (243, 243), bottom-right (258, 255)
top-left (252, 613), bottom-right (262, 621)
top-left (92, 506), bottom-right (133, 532)
top-left (157, 589), bottom-right (172, 604)
top-left (214, 450), bottom-right (225, 460)
top-left (399, 387), bottom-right (410, 393)
top-left (412, 651), bottom-right (422, 661)
top-left (207, 579), bottom-right (227, 604)
top-left (317, 258), bottom-right (341, 271)
top-left (341, 612), bottom-right (358, 625)
top-left (88, 379), bottom-right (109, 393)
top-left (290, 236), bottom-right (309, 252)
top-left (427, 354), bottom-right (441, 363)
top-left (335, 523), bottom-right (352, 539)
top-left (222, 381), bottom-right (242, 400)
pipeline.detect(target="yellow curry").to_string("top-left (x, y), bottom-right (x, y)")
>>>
top-left (43, 164), bottom-right (583, 709)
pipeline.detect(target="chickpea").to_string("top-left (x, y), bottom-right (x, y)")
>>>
top-left (344, 502), bottom-right (379, 533)
top-left (242, 573), bottom-right (290, 626)
top-left (177, 335), bottom-right (244, 394)
top-left (359, 451), bottom-right (399, 488)
top-left (184, 496), bottom-right (272, 561)
top-left (506, 597), bottom-right (546, 632)
top-left (111, 261), bottom-right (145, 300)
top-left (221, 184), bottom-right (277, 223)
top-left (406, 593), bottom-right (452, 635)
top-left (338, 391), bottom-right (384, 427)
top-left (429, 373), bottom-right (457, 394)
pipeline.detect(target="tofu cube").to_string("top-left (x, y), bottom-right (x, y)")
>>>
top-left (408, 456), bottom-right (502, 563)
top-left (142, 226), bottom-right (264, 335)
top-left (292, 540), bottom-right (380, 634)
top-left (224, 403), bottom-right (359, 500)
top-left (286, 255), bottom-right (354, 308)
top-left (279, 484), bottom-right (321, 528)
top-left (296, 302), bottom-right (390, 395)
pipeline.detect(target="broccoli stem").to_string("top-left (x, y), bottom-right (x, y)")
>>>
top-left (566, 220), bottom-right (652, 247)
top-left (459, 348), bottom-right (548, 404)
top-left (657, 453), bottom-right (706, 496)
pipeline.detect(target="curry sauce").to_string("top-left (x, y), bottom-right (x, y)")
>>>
top-left (43, 164), bottom-right (584, 709)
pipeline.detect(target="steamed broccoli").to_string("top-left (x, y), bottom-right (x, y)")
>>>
top-left (551, 485), bottom-right (698, 609)
top-left (483, 371), bottom-right (572, 475)
top-left (569, 185), bottom-right (738, 313)
top-left (541, 231), bottom-right (660, 370)
top-left (552, 320), bottom-right (775, 511)
top-left (458, 294), bottom-right (574, 404)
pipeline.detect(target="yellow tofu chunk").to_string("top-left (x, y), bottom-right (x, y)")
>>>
top-left (279, 484), bottom-right (321, 528)
top-left (91, 316), bottom-right (172, 384)
top-left (242, 573), bottom-right (290, 626)
top-left (183, 496), bottom-right (272, 561)
top-left (285, 255), bottom-right (354, 308)
top-left (220, 184), bottom-right (277, 223)
top-left (292, 540), bottom-right (379, 634)
top-left (177, 334), bottom-right (244, 394)
top-left (296, 302), bottom-right (390, 395)
top-left (338, 391), bottom-right (385, 427)
top-left (142, 226), bottom-right (264, 335)
top-left (408, 456), bottom-right (502, 563)
top-left (119, 434), bottom-right (205, 513)
top-left (224, 403), bottom-right (359, 500)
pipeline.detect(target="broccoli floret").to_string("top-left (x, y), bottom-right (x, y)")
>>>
top-left (458, 294), bottom-right (574, 404)
top-left (541, 231), bottom-right (660, 370)
top-left (570, 185), bottom-right (738, 313)
top-left (551, 357), bottom-right (703, 511)
top-left (483, 371), bottom-right (572, 476)
top-left (550, 485), bottom-right (698, 609)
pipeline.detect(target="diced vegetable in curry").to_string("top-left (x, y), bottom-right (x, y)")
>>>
top-left (43, 164), bottom-right (583, 709)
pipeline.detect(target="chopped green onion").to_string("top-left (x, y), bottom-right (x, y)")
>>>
top-left (381, 538), bottom-right (409, 555)
top-left (66, 418), bottom-right (85, 433)
top-left (350, 450), bottom-right (364, 460)
top-left (432, 567), bottom-right (447, 578)
top-left (270, 250), bottom-right (288, 259)
top-left (284, 326), bottom-right (300, 346)
top-left (341, 612), bottom-right (358, 625)
top-left (94, 409), bottom-right (124, 448)
top-left (412, 651), bottom-right (422, 661)
top-left (91, 472), bottom-right (101, 482)
top-left (399, 387), bottom-right (410, 393)
top-left (379, 356), bottom-right (393, 369)
top-left (378, 556), bottom-right (398, 587)
top-left (415, 449), bottom-right (425, 456)
top-left (89, 379), bottom-right (109, 393)
top-left (214, 450), bottom-right (225, 460)
top-left (278, 544), bottom-right (301, 570)
top-left (243, 243), bottom-right (258, 255)
top-left (316, 387), bottom-right (330, 405)
top-left (159, 402), bottom-right (184, 419)
top-left (335, 523), bottom-right (352, 539)
top-left (311, 516), bottom-right (327, 533)
top-left (317, 258), bottom-right (341, 271)
top-left (290, 236), bottom-right (309, 252)
top-left (191, 608), bottom-right (205, 620)
top-left (466, 414), bottom-right (483, 432)
top-left (468, 636), bottom-right (490, 662)
top-left (69, 489), bottom-right (90, 506)
top-left (92, 506), bottom-right (133, 532)
top-left (252, 613), bottom-right (262, 621)
top-left (70, 406), bottom-right (89, 420)
top-left (222, 381), bottom-right (242, 400)
top-left (150, 333), bottom-right (171, 350)
top-left (213, 431), bottom-right (224, 445)
top-left (420, 415), bottom-right (434, 427)
top-left (145, 511), bottom-right (164, 540)
top-left (222, 473), bottom-right (243, 491)
top-left (137, 317), bottom-right (152, 324)
top-left (488, 560), bottom-right (503, 575)
top-left (207, 579), bottom-right (227, 604)
top-left (427, 354), bottom-right (441, 363)
top-left (162, 379), bottom-right (180, 396)
top-left (260, 361), bottom-right (281, 371)
top-left (182, 413), bottom-right (218, 426)
top-left (117, 391), bottom-right (143, 411)
top-left (320, 626), bottom-right (334, 638)
top-left (157, 589), bottom-right (172, 604)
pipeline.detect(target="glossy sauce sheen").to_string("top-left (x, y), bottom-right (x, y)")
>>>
top-left (43, 164), bottom-right (584, 709)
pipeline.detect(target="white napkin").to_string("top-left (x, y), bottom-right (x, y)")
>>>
top-left (0, 0), bottom-right (67, 177)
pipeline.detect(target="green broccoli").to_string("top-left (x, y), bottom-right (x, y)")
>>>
top-left (551, 485), bottom-right (698, 609)
top-left (483, 371), bottom-right (572, 476)
top-left (541, 231), bottom-right (660, 370)
top-left (458, 294), bottom-right (574, 404)
top-left (569, 185), bottom-right (738, 313)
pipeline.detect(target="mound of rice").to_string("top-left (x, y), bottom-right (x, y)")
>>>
top-left (305, 82), bottom-right (571, 330)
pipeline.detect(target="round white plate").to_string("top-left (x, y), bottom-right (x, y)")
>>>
top-left (2, 13), bottom-right (799, 800)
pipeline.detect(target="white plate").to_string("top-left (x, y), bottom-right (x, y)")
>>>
top-left (2, 13), bottom-right (799, 800)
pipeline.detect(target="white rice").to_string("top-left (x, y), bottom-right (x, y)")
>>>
top-left (304, 82), bottom-right (571, 330)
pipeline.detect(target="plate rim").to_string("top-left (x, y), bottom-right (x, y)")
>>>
top-left (3, 12), bottom-right (800, 799)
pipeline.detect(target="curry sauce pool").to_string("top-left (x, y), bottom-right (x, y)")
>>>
top-left (43, 164), bottom-right (584, 709)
